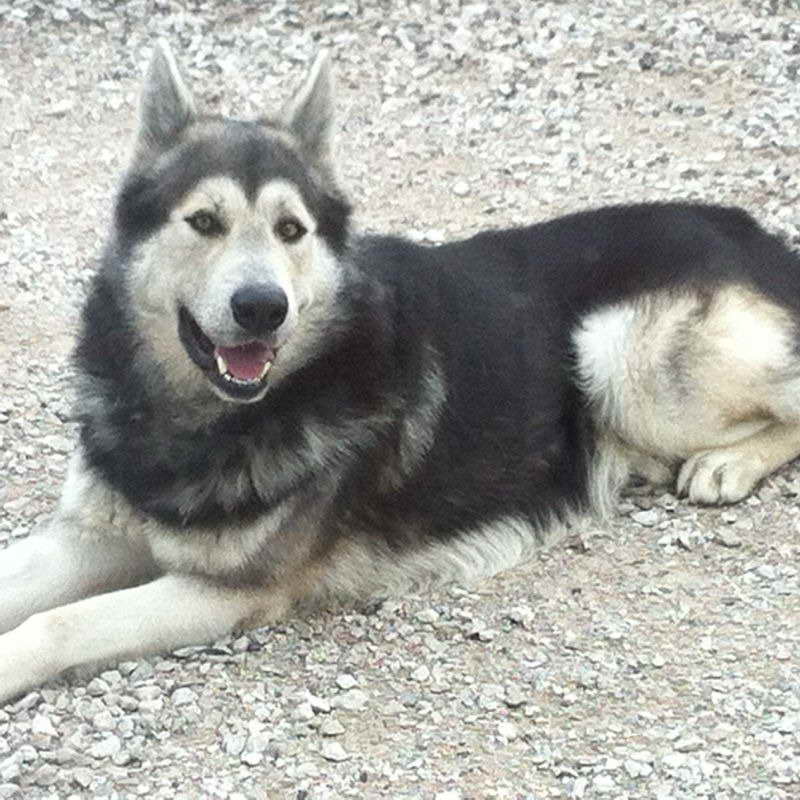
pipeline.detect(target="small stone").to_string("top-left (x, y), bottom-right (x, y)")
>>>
top-left (411, 665), bottom-right (430, 682)
top-left (592, 774), bottom-right (616, 793)
top-left (128, 662), bottom-right (155, 683)
top-left (497, 721), bottom-right (519, 740)
top-left (72, 768), bottom-right (93, 789)
top-left (319, 718), bottom-right (345, 737)
top-left (85, 678), bottom-right (110, 697)
top-left (0, 758), bottom-right (20, 783)
top-left (88, 735), bottom-right (122, 760)
top-left (320, 741), bottom-right (350, 762)
top-left (505, 606), bottom-right (535, 628)
top-left (31, 713), bottom-right (57, 737)
top-left (171, 687), bottom-right (197, 707)
top-left (676, 532), bottom-right (693, 550)
top-left (504, 686), bottom-right (526, 708)
top-left (134, 685), bottom-right (162, 702)
top-left (92, 710), bottom-right (115, 731)
top-left (293, 702), bottom-right (315, 722)
top-left (10, 693), bottom-right (40, 713)
top-left (714, 530), bottom-right (742, 548)
top-left (31, 765), bottom-right (58, 787)
top-left (674, 735), bottom-right (704, 753)
top-left (415, 608), bottom-right (440, 624)
top-left (662, 753), bottom-right (688, 769)
top-left (331, 689), bottom-right (368, 711)
top-left (466, 625), bottom-right (496, 641)
top-left (308, 694), bottom-right (331, 714)
top-left (452, 180), bottom-right (470, 196)
top-left (223, 733), bottom-right (246, 757)
top-left (138, 698), bottom-right (164, 713)
top-left (240, 751), bottom-right (263, 766)
top-left (336, 674), bottom-right (357, 690)
top-left (631, 509), bottom-right (660, 527)
top-left (756, 564), bottom-right (777, 580)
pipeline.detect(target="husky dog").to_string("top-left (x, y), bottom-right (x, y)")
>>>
top-left (3, 41), bottom-right (800, 703)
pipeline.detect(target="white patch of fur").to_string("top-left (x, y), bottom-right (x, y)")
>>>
top-left (573, 303), bottom-right (637, 430)
top-left (574, 286), bottom-right (800, 462)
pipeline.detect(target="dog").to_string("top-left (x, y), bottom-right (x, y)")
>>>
top-left (2, 40), bottom-right (800, 704)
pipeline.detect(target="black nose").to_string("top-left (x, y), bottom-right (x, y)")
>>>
top-left (231, 283), bottom-right (289, 336)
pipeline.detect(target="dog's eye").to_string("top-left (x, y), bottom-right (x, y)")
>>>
top-left (185, 210), bottom-right (225, 237)
top-left (275, 218), bottom-right (307, 244)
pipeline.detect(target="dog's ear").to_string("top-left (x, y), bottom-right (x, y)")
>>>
top-left (280, 52), bottom-right (334, 164)
top-left (135, 40), bottom-right (195, 158)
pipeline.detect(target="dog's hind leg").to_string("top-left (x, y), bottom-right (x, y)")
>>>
top-left (576, 285), bottom-right (800, 505)
top-left (0, 573), bottom-right (288, 705)
top-left (676, 421), bottom-right (800, 504)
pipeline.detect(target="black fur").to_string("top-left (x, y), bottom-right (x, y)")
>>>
top-left (76, 181), bottom-right (800, 573)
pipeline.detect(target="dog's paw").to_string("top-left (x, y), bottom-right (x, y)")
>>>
top-left (676, 448), bottom-right (764, 504)
top-left (625, 452), bottom-right (675, 496)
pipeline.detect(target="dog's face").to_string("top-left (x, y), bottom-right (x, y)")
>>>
top-left (116, 44), bottom-right (350, 405)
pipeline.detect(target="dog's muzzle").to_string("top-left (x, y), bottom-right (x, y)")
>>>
top-left (178, 287), bottom-right (286, 401)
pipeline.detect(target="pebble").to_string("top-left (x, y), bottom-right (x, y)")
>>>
top-left (320, 741), bottom-right (350, 762)
top-left (88, 735), bottom-right (122, 760)
top-left (335, 674), bottom-right (358, 690)
top-left (30, 713), bottom-right (57, 737)
top-left (293, 702), bottom-right (315, 722)
top-left (319, 718), bottom-right (346, 737)
top-left (171, 687), bottom-right (197, 706)
top-left (497, 720), bottom-right (519, 740)
top-left (714, 530), bottom-right (742, 548)
top-left (631, 509), bottom-right (660, 527)
top-left (592, 774), bottom-right (616, 793)
top-left (674, 735), bottom-right (704, 753)
top-left (331, 689), bottom-right (368, 712)
top-left (504, 686), bottom-right (526, 708)
top-left (308, 694), bottom-right (332, 714)
top-left (411, 665), bottom-right (431, 682)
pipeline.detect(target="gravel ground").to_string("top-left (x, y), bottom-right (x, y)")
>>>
top-left (2, 1), bottom-right (800, 798)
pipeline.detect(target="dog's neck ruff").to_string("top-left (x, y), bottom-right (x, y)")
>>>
top-left (74, 266), bottom-right (396, 530)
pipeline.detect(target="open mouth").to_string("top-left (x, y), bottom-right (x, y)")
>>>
top-left (178, 306), bottom-right (276, 401)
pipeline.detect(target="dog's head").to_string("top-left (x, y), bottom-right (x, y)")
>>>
top-left (116, 42), bottom-right (351, 405)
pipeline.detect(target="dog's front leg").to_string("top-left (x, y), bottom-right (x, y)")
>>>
top-left (0, 573), bottom-right (286, 704)
top-left (0, 524), bottom-right (158, 635)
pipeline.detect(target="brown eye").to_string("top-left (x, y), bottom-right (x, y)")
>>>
top-left (185, 210), bottom-right (225, 237)
top-left (275, 218), bottom-right (307, 244)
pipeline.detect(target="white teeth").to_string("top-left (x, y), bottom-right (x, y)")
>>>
top-left (213, 353), bottom-right (273, 386)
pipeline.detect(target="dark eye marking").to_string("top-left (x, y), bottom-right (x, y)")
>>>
top-left (185, 210), bottom-right (226, 237)
top-left (275, 217), bottom-right (307, 244)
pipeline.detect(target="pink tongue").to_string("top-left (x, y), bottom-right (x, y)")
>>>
top-left (216, 342), bottom-right (273, 381)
